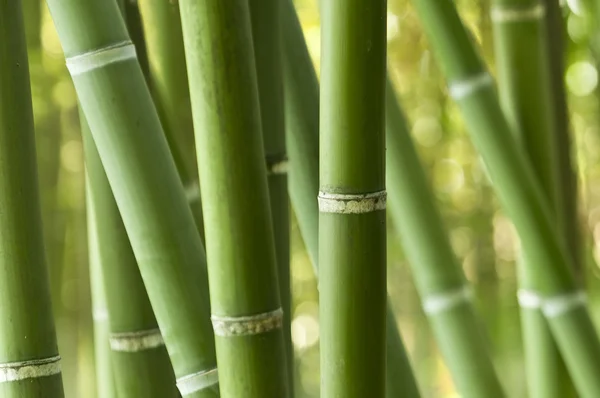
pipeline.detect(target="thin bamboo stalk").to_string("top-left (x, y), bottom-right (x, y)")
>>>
top-left (123, 0), bottom-right (150, 79)
top-left (410, 0), bottom-right (600, 395)
top-left (179, 0), bottom-right (290, 396)
top-left (46, 1), bottom-right (218, 397)
top-left (248, 0), bottom-right (293, 390)
top-left (281, 2), bottom-right (421, 396)
top-left (0, 1), bottom-right (64, 396)
top-left (386, 77), bottom-right (504, 397)
top-left (83, 115), bottom-right (178, 397)
top-left (491, 1), bottom-right (574, 395)
top-left (319, 0), bottom-right (387, 395)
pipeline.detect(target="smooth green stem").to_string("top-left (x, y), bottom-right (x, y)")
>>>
top-left (319, 0), bottom-right (387, 396)
top-left (410, 0), bottom-right (600, 395)
top-left (179, 0), bottom-right (290, 396)
top-left (281, 2), bottom-right (421, 396)
top-left (46, 1), bottom-right (218, 397)
top-left (0, 1), bottom-right (63, 396)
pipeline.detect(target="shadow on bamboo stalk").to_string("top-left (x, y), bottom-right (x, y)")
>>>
top-left (0, 2), bottom-right (64, 396)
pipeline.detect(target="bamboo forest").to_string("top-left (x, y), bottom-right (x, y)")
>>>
top-left (5, 0), bottom-right (600, 396)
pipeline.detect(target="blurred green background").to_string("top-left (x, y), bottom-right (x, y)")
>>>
top-left (21, 0), bottom-right (600, 396)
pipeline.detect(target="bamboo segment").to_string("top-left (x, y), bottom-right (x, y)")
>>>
top-left (83, 116), bottom-right (178, 397)
top-left (281, 2), bottom-right (421, 396)
top-left (179, 0), bottom-right (290, 396)
top-left (410, 0), bottom-right (600, 395)
top-left (319, 0), bottom-right (387, 396)
top-left (0, 1), bottom-right (64, 396)
top-left (386, 78), bottom-right (504, 397)
top-left (88, 205), bottom-right (116, 398)
top-left (45, 1), bottom-right (218, 397)
top-left (491, 1), bottom-right (574, 395)
top-left (248, 0), bottom-right (293, 390)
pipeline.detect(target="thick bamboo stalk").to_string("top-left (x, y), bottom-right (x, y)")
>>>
top-left (386, 78), bottom-right (504, 397)
top-left (83, 115), bottom-right (178, 397)
top-left (248, 0), bottom-right (293, 390)
top-left (46, 1), bottom-right (218, 397)
top-left (410, 0), bottom-right (600, 395)
top-left (319, 0), bottom-right (387, 396)
top-left (491, 1), bottom-right (574, 395)
top-left (179, 0), bottom-right (290, 396)
top-left (0, 1), bottom-right (64, 396)
top-left (281, 2), bottom-right (421, 396)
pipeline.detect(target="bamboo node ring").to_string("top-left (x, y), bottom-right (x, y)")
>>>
top-left (318, 190), bottom-right (387, 214)
top-left (491, 4), bottom-right (545, 23)
top-left (66, 41), bottom-right (137, 76)
top-left (211, 308), bottom-right (284, 336)
top-left (542, 290), bottom-right (587, 318)
top-left (109, 328), bottom-right (165, 352)
top-left (0, 355), bottom-right (61, 383)
top-left (448, 72), bottom-right (493, 100)
top-left (517, 289), bottom-right (542, 308)
top-left (423, 285), bottom-right (472, 314)
top-left (177, 367), bottom-right (219, 396)
top-left (266, 154), bottom-right (289, 175)
top-left (92, 308), bottom-right (109, 322)
top-left (184, 181), bottom-right (201, 204)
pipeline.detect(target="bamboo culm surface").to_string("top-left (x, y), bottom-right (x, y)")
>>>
top-left (45, 1), bottom-right (219, 396)
top-left (491, 0), bottom-right (575, 395)
top-left (410, 0), bottom-right (600, 395)
top-left (179, 0), bottom-right (290, 396)
top-left (281, 1), bottom-right (421, 396)
top-left (319, 0), bottom-right (388, 396)
top-left (0, 1), bottom-right (64, 397)
top-left (248, 0), bottom-right (294, 388)
top-left (83, 115), bottom-right (178, 397)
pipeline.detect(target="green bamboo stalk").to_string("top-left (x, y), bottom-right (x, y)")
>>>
top-left (83, 115), bottom-right (178, 397)
top-left (123, 0), bottom-right (150, 79)
top-left (319, 0), bottom-right (387, 396)
top-left (248, 0), bottom-right (293, 390)
top-left (281, 2), bottom-right (421, 396)
top-left (386, 78), bottom-right (504, 397)
top-left (0, 1), bottom-right (64, 396)
top-left (88, 202), bottom-right (116, 398)
top-left (178, 0), bottom-right (290, 397)
top-left (46, 1), bottom-right (219, 397)
top-left (409, 0), bottom-right (600, 395)
top-left (491, 1), bottom-right (574, 396)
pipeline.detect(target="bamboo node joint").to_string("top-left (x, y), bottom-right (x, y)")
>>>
top-left (109, 328), bottom-right (165, 352)
top-left (542, 291), bottom-right (586, 318)
top-left (318, 190), bottom-right (387, 214)
top-left (517, 289), bottom-right (542, 309)
top-left (177, 367), bottom-right (219, 396)
top-left (266, 154), bottom-right (288, 175)
top-left (211, 308), bottom-right (284, 336)
top-left (66, 41), bottom-right (137, 76)
top-left (185, 181), bottom-right (201, 204)
top-left (491, 4), bottom-right (545, 22)
top-left (0, 355), bottom-right (61, 383)
top-left (448, 72), bottom-right (493, 100)
top-left (423, 285), bottom-right (472, 314)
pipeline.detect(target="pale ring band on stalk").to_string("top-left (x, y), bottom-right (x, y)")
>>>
top-left (542, 291), bottom-right (587, 318)
top-left (266, 153), bottom-right (289, 175)
top-left (211, 308), bottom-right (284, 336)
top-left (177, 367), bottom-right (219, 396)
top-left (0, 355), bottom-right (61, 383)
top-left (65, 41), bottom-right (137, 76)
top-left (318, 190), bottom-right (387, 214)
top-left (422, 285), bottom-right (473, 315)
top-left (517, 289), bottom-right (543, 309)
top-left (491, 4), bottom-right (545, 23)
top-left (448, 72), bottom-right (493, 100)
top-left (184, 181), bottom-right (201, 204)
top-left (109, 328), bottom-right (165, 352)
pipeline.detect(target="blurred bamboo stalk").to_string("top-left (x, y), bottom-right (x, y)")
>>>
top-left (0, 1), bottom-right (64, 396)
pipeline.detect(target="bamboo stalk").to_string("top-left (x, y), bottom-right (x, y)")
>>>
top-left (0, 1), bottom-right (64, 396)
top-left (179, 0), bottom-right (290, 396)
top-left (46, 1), bottom-right (219, 397)
top-left (386, 77), bottom-right (504, 397)
top-left (319, 0), bottom-right (387, 396)
top-left (83, 115), bottom-right (178, 397)
top-left (409, 0), bottom-right (600, 395)
top-left (491, 1), bottom-right (575, 395)
top-left (123, 0), bottom-right (150, 79)
top-left (281, 2), bottom-right (421, 396)
top-left (248, 0), bottom-right (293, 390)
